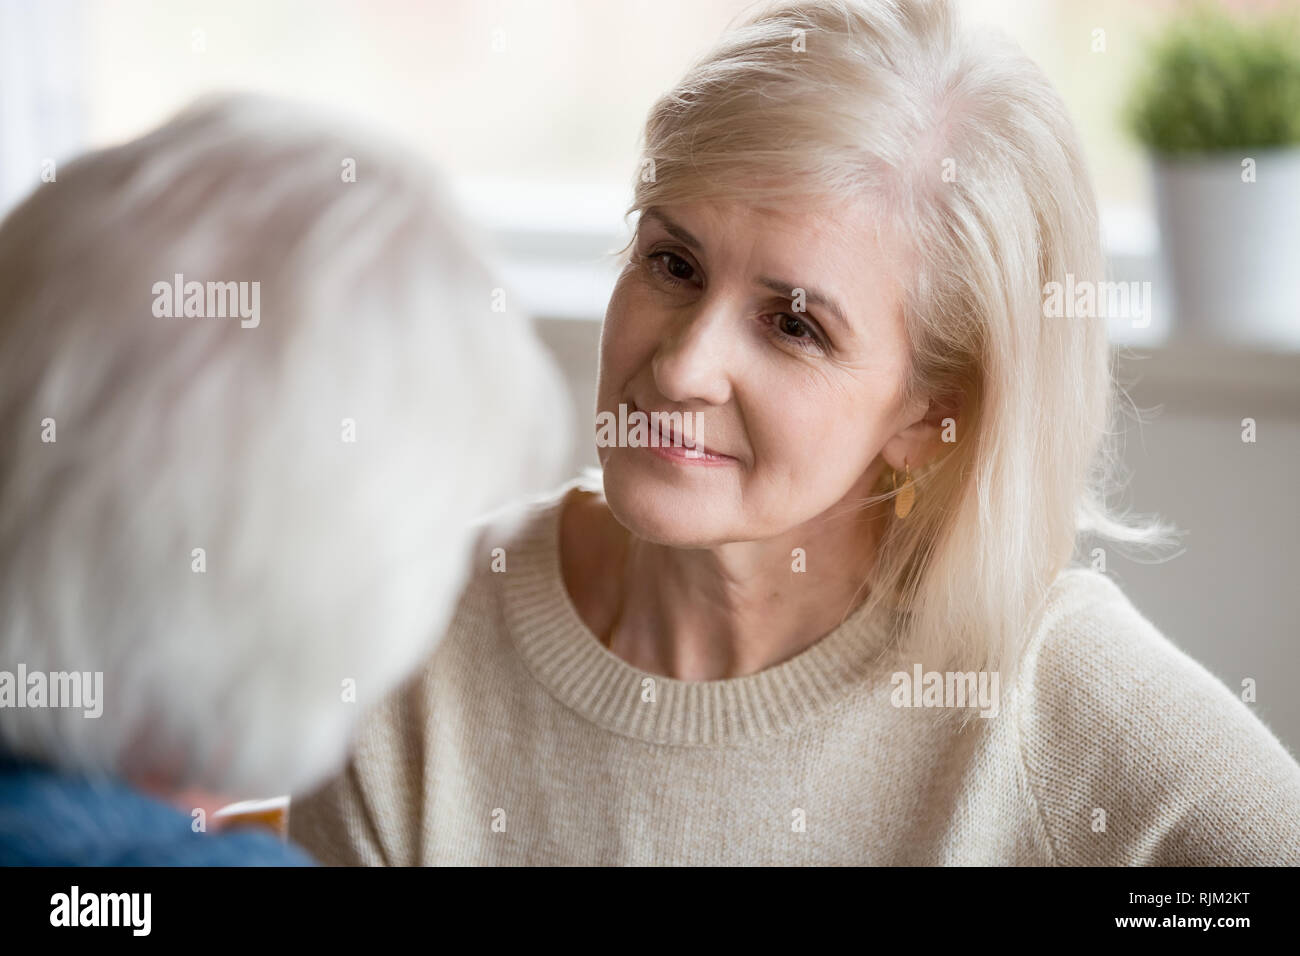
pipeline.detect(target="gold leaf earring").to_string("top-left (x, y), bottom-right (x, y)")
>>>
top-left (893, 458), bottom-right (915, 519)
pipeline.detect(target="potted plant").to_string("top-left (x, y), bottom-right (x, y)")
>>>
top-left (1125, 3), bottom-right (1300, 349)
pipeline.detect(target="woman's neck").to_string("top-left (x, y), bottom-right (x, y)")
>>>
top-left (560, 484), bottom-right (883, 681)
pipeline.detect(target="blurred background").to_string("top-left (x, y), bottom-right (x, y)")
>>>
top-left (2, 0), bottom-right (1297, 753)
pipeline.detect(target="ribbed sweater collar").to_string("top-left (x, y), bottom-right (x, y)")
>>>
top-left (499, 477), bottom-right (898, 747)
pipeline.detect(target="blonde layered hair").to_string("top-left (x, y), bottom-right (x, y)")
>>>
top-left (624, 0), bottom-right (1175, 687)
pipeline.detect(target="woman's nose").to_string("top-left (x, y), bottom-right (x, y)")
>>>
top-left (650, 297), bottom-right (736, 407)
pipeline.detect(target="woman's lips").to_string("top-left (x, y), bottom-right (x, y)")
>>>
top-left (648, 443), bottom-right (736, 465)
top-left (630, 400), bottom-right (737, 465)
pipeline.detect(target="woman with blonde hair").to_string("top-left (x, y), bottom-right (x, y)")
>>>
top-left (291, 0), bottom-right (1300, 865)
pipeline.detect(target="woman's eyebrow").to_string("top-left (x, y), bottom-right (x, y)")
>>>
top-left (641, 208), bottom-right (703, 251)
top-left (757, 277), bottom-right (851, 335)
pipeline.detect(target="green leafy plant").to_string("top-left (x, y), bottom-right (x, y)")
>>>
top-left (1125, 3), bottom-right (1300, 154)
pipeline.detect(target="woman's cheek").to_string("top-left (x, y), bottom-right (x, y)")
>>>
top-left (606, 274), bottom-right (649, 336)
top-left (613, 295), bottom-right (668, 369)
top-left (599, 287), bottom-right (640, 377)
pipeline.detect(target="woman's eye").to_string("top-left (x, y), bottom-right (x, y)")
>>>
top-left (778, 314), bottom-right (809, 338)
top-left (769, 312), bottom-right (824, 352)
top-left (647, 251), bottom-right (698, 287)
top-left (640, 249), bottom-right (825, 354)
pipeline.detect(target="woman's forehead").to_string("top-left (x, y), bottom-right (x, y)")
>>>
top-left (643, 195), bottom-right (891, 255)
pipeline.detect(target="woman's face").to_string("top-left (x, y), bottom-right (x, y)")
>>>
top-left (596, 196), bottom-right (929, 547)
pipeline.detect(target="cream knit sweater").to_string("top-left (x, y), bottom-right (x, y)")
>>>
top-left (289, 477), bottom-right (1300, 865)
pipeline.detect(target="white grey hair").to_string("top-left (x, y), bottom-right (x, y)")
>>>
top-left (0, 93), bottom-right (571, 796)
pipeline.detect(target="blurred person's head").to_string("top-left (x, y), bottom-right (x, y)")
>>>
top-left (0, 93), bottom-right (570, 799)
top-left (596, 0), bottom-right (1170, 683)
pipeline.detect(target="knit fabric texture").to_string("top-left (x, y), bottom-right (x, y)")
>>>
top-left (289, 477), bottom-right (1300, 865)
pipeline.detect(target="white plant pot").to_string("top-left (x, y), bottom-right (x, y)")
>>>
top-left (1151, 146), bottom-right (1300, 350)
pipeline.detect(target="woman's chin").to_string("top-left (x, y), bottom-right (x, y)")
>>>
top-left (599, 450), bottom-right (738, 547)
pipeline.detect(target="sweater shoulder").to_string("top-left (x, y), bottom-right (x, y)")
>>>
top-left (384, 476), bottom-right (582, 713)
top-left (1015, 566), bottom-right (1300, 865)
top-left (290, 478), bottom-right (586, 866)
top-left (462, 472), bottom-right (595, 568)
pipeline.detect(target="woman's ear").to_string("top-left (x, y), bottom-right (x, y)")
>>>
top-left (880, 391), bottom-right (962, 472)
